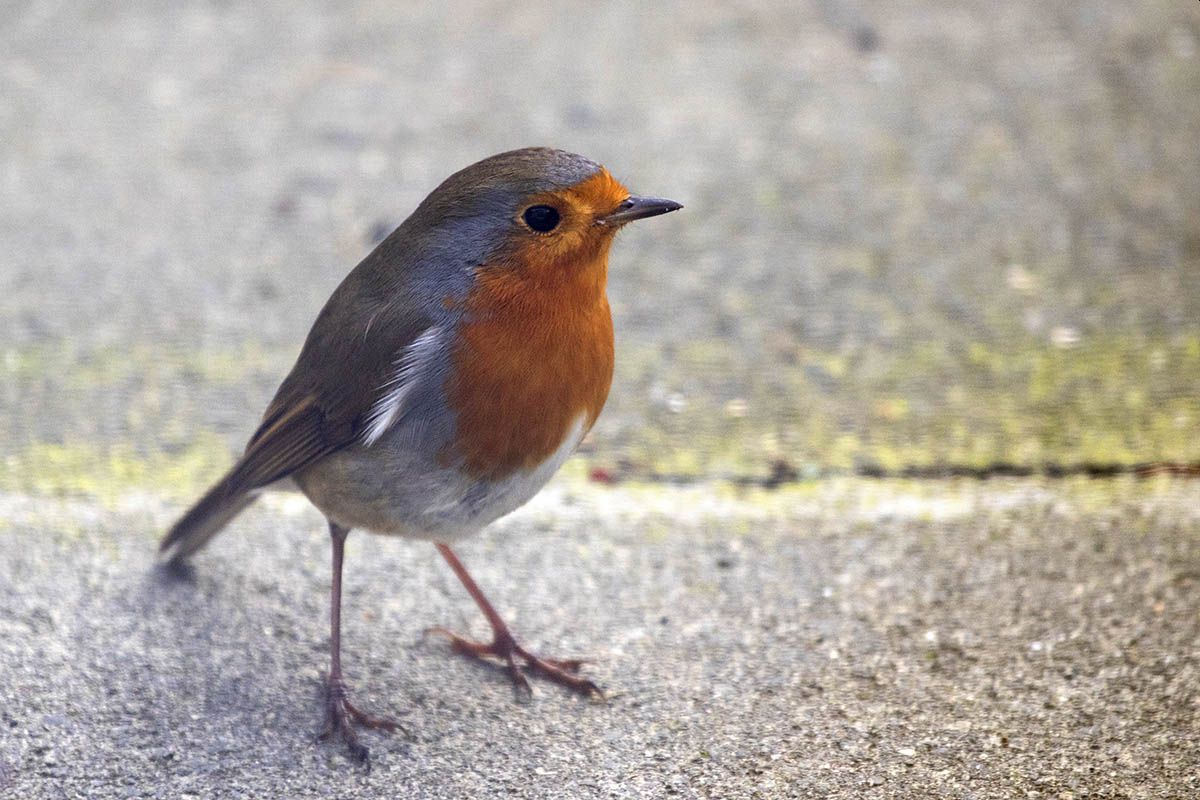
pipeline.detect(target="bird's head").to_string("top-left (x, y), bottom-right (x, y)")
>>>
top-left (408, 148), bottom-right (681, 287)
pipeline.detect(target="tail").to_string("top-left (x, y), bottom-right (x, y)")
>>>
top-left (159, 470), bottom-right (260, 566)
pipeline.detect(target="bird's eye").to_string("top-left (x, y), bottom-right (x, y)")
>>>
top-left (522, 205), bottom-right (561, 233)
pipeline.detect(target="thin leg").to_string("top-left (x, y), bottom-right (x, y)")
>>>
top-left (319, 521), bottom-right (398, 762)
top-left (427, 543), bottom-right (602, 702)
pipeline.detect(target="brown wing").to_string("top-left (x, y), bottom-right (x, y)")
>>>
top-left (241, 393), bottom-right (353, 485)
top-left (160, 244), bottom-right (438, 564)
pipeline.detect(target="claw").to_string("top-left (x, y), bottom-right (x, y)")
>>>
top-left (320, 676), bottom-right (403, 764)
top-left (427, 626), bottom-right (604, 702)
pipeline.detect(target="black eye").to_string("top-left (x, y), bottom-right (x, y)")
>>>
top-left (522, 205), bottom-right (561, 233)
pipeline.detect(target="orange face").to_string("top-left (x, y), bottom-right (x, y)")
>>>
top-left (491, 167), bottom-right (632, 286)
top-left (443, 169), bottom-right (631, 481)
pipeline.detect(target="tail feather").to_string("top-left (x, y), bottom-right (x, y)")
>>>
top-left (160, 471), bottom-right (259, 565)
top-left (160, 387), bottom-right (339, 565)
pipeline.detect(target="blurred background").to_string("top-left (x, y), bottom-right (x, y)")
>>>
top-left (4, 4), bottom-right (1200, 797)
top-left (2, 1), bottom-right (1199, 495)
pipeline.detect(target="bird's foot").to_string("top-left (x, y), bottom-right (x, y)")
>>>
top-left (426, 626), bottom-right (603, 703)
top-left (319, 676), bottom-right (401, 763)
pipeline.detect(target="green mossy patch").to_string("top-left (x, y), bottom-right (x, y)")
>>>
top-left (0, 434), bottom-right (232, 504)
top-left (2, 333), bottom-right (1198, 500)
top-left (3, 340), bottom-right (282, 387)
top-left (603, 333), bottom-right (1200, 480)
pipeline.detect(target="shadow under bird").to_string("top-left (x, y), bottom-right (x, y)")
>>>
top-left (160, 147), bottom-right (682, 762)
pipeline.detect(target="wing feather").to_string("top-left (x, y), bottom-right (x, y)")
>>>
top-left (160, 241), bottom-right (446, 563)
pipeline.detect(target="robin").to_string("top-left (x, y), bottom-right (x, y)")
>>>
top-left (159, 147), bottom-right (682, 761)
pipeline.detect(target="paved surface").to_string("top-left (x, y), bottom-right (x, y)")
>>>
top-left (3, 480), bottom-right (1199, 799)
top-left (2, 1), bottom-right (1199, 798)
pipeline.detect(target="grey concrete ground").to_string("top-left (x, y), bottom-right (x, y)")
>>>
top-left (2, 480), bottom-right (1199, 798)
top-left (2, 1), bottom-right (1199, 798)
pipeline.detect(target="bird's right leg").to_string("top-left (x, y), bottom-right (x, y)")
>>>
top-left (428, 543), bottom-right (602, 703)
top-left (319, 520), bottom-right (399, 763)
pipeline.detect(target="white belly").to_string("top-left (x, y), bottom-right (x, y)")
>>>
top-left (294, 415), bottom-right (587, 542)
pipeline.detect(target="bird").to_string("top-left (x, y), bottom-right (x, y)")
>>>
top-left (159, 147), bottom-right (682, 762)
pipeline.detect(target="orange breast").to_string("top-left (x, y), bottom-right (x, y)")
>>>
top-left (445, 244), bottom-right (615, 481)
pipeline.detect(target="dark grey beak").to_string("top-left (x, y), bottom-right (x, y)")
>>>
top-left (600, 195), bottom-right (683, 226)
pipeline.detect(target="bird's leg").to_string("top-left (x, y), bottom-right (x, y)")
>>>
top-left (319, 521), bottom-right (399, 762)
top-left (427, 543), bottom-right (602, 702)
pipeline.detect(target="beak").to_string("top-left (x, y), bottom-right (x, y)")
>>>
top-left (600, 195), bottom-right (683, 226)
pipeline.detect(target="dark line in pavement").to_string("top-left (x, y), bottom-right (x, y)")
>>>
top-left (587, 460), bottom-right (1200, 488)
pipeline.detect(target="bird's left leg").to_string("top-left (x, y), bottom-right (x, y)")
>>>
top-left (319, 521), bottom-right (400, 762)
top-left (427, 543), bottom-right (602, 702)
